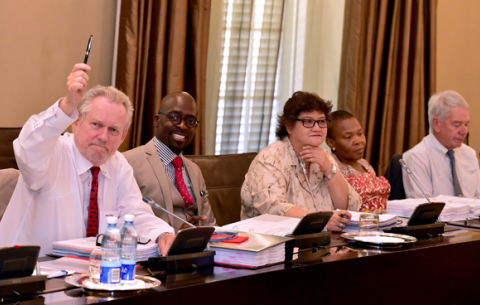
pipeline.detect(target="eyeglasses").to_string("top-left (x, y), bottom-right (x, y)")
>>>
top-left (295, 118), bottom-right (331, 128)
top-left (159, 112), bottom-right (199, 128)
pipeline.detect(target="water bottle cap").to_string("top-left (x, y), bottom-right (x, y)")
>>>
top-left (107, 216), bottom-right (118, 224)
top-left (124, 214), bottom-right (134, 222)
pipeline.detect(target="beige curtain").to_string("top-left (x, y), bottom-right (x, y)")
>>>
top-left (116, 0), bottom-right (211, 155)
top-left (338, 0), bottom-right (437, 174)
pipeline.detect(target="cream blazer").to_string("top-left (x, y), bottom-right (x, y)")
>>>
top-left (123, 139), bottom-right (216, 231)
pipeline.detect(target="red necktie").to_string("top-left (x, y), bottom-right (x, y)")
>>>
top-left (172, 157), bottom-right (194, 207)
top-left (87, 167), bottom-right (100, 237)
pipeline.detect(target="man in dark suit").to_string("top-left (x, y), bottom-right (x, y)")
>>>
top-left (124, 92), bottom-right (216, 231)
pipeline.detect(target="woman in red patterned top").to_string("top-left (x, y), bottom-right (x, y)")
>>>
top-left (326, 110), bottom-right (390, 212)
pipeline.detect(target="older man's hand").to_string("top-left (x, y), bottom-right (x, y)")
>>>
top-left (158, 233), bottom-right (176, 256)
top-left (60, 63), bottom-right (91, 116)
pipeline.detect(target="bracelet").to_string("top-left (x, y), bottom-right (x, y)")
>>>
top-left (155, 232), bottom-right (174, 243)
top-left (324, 164), bottom-right (337, 181)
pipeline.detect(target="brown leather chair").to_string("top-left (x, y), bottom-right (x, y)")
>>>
top-left (185, 153), bottom-right (257, 226)
top-left (0, 128), bottom-right (21, 170)
top-left (0, 168), bottom-right (20, 221)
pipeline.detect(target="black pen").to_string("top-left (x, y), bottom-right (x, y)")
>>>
top-left (83, 35), bottom-right (93, 64)
top-left (335, 209), bottom-right (347, 218)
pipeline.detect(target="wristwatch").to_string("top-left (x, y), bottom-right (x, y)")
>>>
top-left (324, 164), bottom-right (337, 181)
top-left (156, 232), bottom-right (174, 243)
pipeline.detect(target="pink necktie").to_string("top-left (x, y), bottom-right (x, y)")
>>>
top-left (87, 167), bottom-right (100, 237)
top-left (172, 157), bottom-right (194, 207)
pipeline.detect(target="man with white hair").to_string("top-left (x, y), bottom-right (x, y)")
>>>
top-left (0, 63), bottom-right (175, 256)
top-left (402, 90), bottom-right (480, 198)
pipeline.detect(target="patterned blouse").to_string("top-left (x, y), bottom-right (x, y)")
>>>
top-left (240, 137), bottom-right (362, 219)
top-left (332, 155), bottom-right (391, 212)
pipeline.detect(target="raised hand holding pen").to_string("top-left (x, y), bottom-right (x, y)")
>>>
top-left (59, 63), bottom-right (91, 116)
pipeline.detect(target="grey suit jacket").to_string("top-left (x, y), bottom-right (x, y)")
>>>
top-left (123, 139), bottom-right (216, 231)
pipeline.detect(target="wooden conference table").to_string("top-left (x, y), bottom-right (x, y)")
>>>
top-left (9, 226), bottom-right (480, 305)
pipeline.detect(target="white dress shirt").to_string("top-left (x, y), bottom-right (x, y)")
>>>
top-left (0, 100), bottom-right (173, 256)
top-left (402, 133), bottom-right (480, 199)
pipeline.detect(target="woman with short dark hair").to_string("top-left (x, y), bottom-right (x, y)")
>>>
top-left (326, 110), bottom-right (390, 212)
top-left (241, 92), bottom-right (361, 232)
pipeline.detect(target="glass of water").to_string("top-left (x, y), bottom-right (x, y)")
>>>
top-left (358, 213), bottom-right (379, 234)
top-left (89, 246), bottom-right (102, 284)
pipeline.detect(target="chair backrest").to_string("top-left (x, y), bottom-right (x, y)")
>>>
top-left (0, 168), bottom-right (20, 221)
top-left (384, 154), bottom-right (406, 200)
top-left (185, 152), bottom-right (257, 226)
top-left (0, 128), bottom-right (21, 170)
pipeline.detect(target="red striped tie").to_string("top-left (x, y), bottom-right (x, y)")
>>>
top-left (87, 167), bottom-right (100, 237)
top-left (172, 157), bottom-right (194, 207)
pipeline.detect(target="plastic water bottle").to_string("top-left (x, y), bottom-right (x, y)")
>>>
top-left (100, 216), bottom-right (121, 286)
top-left (120, 214), bottom-right (138, 283)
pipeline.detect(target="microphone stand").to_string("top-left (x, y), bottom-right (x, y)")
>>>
top-left (399, 159), bottom-right (431, 203)
top-left (298, 158), bottom-right (319, 212)
top-left (142, 197), bottom-right (195, 227)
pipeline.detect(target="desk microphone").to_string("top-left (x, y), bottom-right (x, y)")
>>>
top-left (142, 197), bottom-right (195, 228)
top-left (399, 159), bottom-right (431, 203)
top-left (298, 158), bottom-right (319, 212)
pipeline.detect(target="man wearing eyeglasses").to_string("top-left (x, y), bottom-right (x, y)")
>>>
top-left (124, 92), bottom-right (216, 231)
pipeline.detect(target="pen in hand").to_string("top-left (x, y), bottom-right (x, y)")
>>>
top-left (84, 35), bottom-right (93, 64)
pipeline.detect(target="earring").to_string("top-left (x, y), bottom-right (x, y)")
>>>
top-left (332, 147), bottom-right (336, 151)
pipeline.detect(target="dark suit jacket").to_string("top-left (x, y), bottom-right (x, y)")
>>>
top-left (123, 139), bottom-right (216, 231)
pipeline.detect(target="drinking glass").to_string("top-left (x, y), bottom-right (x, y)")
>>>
top-left (89, 246), bottom-right (102, 284)
top-left (358, 214), bottom-right (379, 234)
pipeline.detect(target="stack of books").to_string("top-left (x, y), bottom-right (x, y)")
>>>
top-left (209, 230), bottom-right (293, 269)
top-left (52, 237), bottom-right (158, 261)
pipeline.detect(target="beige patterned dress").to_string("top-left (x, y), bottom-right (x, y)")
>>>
top-left (241, 137), bottom-right (362, 219)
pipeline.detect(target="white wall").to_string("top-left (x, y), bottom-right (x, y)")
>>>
top-left (437, 0), bottom-right (480, 155)
top-left (0, 0), bottom-right (117, 127)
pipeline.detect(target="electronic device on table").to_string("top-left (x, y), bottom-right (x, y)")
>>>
top-left (142, 227), bottom-right (215, 272)
top-left (292, 212), bottom-right (334, 262)
top-left (0, 245), bottom-right (46, 297)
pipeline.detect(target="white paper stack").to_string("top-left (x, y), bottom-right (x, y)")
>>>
top-left (33, 256), bottom-right (89, 278)
top-left (223, 212), bottom-right (397, 234)
top-left (343, 211), bottom-right (398, 232)
top-left (433, 195), bottom-right (480, 218)
top-left (387, 196), bottom-right (472, 221)
top-left (222, 214), bottom-right (301, 236)
top-left (52, 237), bottom-right (159, 261)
